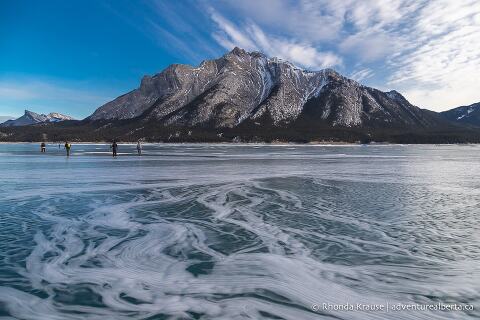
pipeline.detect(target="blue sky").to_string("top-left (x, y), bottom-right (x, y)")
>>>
top-left (1, 0), bottom-right (479, 119)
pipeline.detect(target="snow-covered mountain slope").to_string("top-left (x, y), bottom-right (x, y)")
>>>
top-left (47, 112), bottom-right (75, 122)
top-left (441, 102), bottom-right (480, 127)
top-left (88, 48), bottom-right (443, 129)
top-left (0, 110), bottom-right (75, 127)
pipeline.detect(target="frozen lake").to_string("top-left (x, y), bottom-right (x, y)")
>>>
top-left (0, 143), bottom-right (479, 319)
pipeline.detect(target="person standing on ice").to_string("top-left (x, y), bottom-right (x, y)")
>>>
top-left (136, 140), bottom-right (142, 156)
top-left (111, 140), bottom-right (118, 157)
top-left (64, 141), bottom-right (71, 157)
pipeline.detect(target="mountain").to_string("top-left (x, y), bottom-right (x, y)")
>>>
top-left (89, 47), bottom-right (442, 130)
top-left (46, 112), bottom-right (76, 122)
top-left (0, 110), bottom-right (75, 127)
top-left (1, 48), bottom-right (479, 143)
top-left (441, 102), bottom-right (480, 127)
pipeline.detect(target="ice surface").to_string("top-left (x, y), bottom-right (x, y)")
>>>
top-left (0, 143), bottom-right (479, 319)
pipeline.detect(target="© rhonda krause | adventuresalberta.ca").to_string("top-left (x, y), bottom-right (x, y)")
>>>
top-left (0, 1), bottom-right (479, 319)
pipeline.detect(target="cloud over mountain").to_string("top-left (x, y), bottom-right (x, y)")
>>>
top-left (147, 0), bottom-right (480, 111)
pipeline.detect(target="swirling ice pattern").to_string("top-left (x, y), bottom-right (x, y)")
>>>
top-left (0, 144), bottom-right (479, 319)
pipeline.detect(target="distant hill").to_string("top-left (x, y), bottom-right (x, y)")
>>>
top-left (0, 110), bottom-right (75, 127)
top-left (441, 102), bottom-right (480, 127)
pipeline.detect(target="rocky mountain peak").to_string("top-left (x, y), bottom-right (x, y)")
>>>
top-left (88, 48), bottom-right (443, 130)
top-left (47, 112), bottom-right (75, 121)
top-left (229, 46), bottom-right (247, 56)
top-left (0, 110), bottom-right (74, 127)
top-left (228, 47), bottom-right (266, 58)
top-left (24, 110), bottom-right (48, 122)
top-left (386, 90), bottom-right (407, 102)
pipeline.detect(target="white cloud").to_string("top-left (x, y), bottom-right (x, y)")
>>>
top-left (210, 12), bottom-right (257, 51)
top-left (343, 0), bottom-right (418, 29)
top-left (340, 32), bottom-right (396, 62)
top-left (208, 0), bottom-right (480, 110)
top-left (210, 11), bottom-right (342, 69)
top-left (387, 0), bottom-right (480, 110)
top-left (216, 0), bottom-right (344, 42)
top-left (350, 68), bottom-right (374, 82)
top-left (209, 1), bottom-right (417, 68)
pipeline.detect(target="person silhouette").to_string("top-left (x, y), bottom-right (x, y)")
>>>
top-left (111, 140), bottom-right (118, 157)
top-left (136, 140), bottom-right (142, 156)
top-left (64, 141), bottom-right (71, 157)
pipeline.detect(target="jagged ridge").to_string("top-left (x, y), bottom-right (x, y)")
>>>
top-left (0, 110), bottom-right (75, 127)
top-left (88, 48), bottom-right (444, 130)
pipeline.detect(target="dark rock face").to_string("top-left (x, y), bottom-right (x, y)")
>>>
top-left (88, 48), bottom-right (442, 129)
top-left (0, 110), bottom-right (74, 127)
top-left (441, 102), bottom-right (480, 127)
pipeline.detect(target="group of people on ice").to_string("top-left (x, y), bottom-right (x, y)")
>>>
top-left (40, 140), bottom-right (142, 157)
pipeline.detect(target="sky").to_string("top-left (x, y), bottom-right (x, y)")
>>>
top-left (1, 0), bottom-right (480, 119)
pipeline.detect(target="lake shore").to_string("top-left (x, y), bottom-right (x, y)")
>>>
top-left (1, 141), bottom-right (479, 146)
